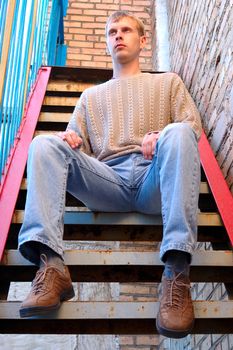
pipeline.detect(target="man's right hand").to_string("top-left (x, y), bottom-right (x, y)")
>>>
top-left (56, 130), bottom-right (83, 149)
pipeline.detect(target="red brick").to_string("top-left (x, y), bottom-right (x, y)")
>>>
top-left (93, 55), bottom-right (112, 62)
top-left (94, 42), bottom-right (107, 49)
top-left (83, 9), bottom-right (108, 16)
top-left (70, 15), bottom-right (95, 22)
top-left (87, 35), bottom-right (100, 42)
top-left (81, 61), bottom-right (107, 68)
top-left (67, 9), bottom-right (83, 15)
top-left (69, 41), bottom-right (94, 48)
top-left (96, 4), bottom-right (119, 10)
top-left (82, 22), bottom-right (106, 29)
top-left (66, 22), bottom-right (82, 28)
top-left (71, 2), bottom-right (94, 8)
top-left (73, 34), bottom-right (86, 41)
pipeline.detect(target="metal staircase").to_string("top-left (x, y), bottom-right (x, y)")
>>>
top-left (0, 67), bottom-right (232, 335)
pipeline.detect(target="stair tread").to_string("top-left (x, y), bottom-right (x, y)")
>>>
top-left (3, 249), bottom-right (232, 267)
top-left (12, 209), bottom-right (223, 226)
top-left (39, 112), bottom-right (71, 122)
top-left (47, 80), bottom-right (95, 92)
top-left (0, 300), bottom-right (232, 320)
top-left (43, 96), bottom-right (78, 106)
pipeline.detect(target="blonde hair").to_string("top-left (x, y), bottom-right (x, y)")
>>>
top-left (106, 11), bottom-right (145, 37)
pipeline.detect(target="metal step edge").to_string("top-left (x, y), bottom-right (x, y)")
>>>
top-left (0, 301), bottom-right (232, 320)
top-left (39, 112), bottom-right (71, 122)
top-left (47, 81), bottom-right (95, 92)
top-left (2, 250), bottom-right (232, 267)
top-left (43, 96), bottom-right (79, 106)
top-left (12, 210), bottom-right (223, 226)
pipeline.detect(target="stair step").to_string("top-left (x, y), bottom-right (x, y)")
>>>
top-left (43, 96), bottom-right (78, 106)
top-left (47, 80), bottom-right (95, 92)
top-left (0, 301), bottom-right (232, 334)
top-left (12, 209), bottom-right (222, 226)
top-left (39, 112), bottom-right (71, 122)
top-left (1, 250), bottom-right (232, 283)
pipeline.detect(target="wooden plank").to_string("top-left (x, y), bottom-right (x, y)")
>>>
top-left (47, 80), bottom-right (95, 92)
top-left (0, 301), bottom-right (232, 334)
top-left (39, 112), bottom-right (71, 122)
top-left (11, 210), bottom-right (223, 227)
top-left (43, 96), bottom-right (78, 106)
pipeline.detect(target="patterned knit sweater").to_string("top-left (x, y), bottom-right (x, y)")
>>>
top-left (67, 72), bottom-right (202, 161)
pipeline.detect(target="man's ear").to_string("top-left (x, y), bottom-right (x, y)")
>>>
top-left (140, 35), bottom-right (146, 50)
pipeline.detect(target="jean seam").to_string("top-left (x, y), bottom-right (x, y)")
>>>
top-left (70, 155), bottom-right (128, 187)
top-left (57, 157), bottom-right (69, 233)
top-left (188, 152), bottom-right (199, 230)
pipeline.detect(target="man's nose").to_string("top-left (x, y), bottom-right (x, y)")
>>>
top-left (115, 30), bottom-right (123, 40)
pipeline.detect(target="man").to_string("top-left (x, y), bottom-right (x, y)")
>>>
top-left (19, 11), bottom-right (202, 339)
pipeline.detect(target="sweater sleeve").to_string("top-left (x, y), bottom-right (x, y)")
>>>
top-left (66, 91), bottom-right (93, 156)
top-left (170, 74), bottom-right (202, 140)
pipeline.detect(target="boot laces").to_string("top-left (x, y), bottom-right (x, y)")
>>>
top-left (31, 254), bottom-right (59, 295)
top-left (167, 271), bottom-right (190, 309)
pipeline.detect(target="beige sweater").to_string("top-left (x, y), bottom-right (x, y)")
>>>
top-left (67, 72), bottom-right (202, 161)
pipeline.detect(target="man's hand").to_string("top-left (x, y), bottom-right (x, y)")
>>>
top-left (141, 131), bottom-right (161, 160)
top-left (56, 130), bottom-right (83, 149)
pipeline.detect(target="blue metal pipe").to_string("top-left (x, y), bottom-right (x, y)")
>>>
top-left (0, 0), bottom-right (68, 183)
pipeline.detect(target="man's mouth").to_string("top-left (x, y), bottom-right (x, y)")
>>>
top-left (115, 43), bottom-right (126, 49)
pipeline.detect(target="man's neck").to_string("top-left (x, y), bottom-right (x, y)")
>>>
top-left (112, 61), bottom-right (142, 79)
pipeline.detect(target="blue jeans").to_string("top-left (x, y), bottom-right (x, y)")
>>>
top-left (18, 123), bottom-right (200, 265)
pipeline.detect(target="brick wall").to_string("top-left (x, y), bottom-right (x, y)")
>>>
top-left (64, 0), bottom-right (153, 70)
top-left (166, 0), bottom-right (233, 193)
top-left (152, 1), bottom-right (233, 348)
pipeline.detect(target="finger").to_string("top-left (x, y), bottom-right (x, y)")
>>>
top-left (67, 133), bottom-right (82, 148)
top-left (68, 132), bottom-right (81, 148)
top-left (142, 135), bottom-right (153, 159)
top-left (142, 137), bottom-right (149, 159)
top-left (60, 131), bottom-right (82, 149)
top-left (151, 139), bottom-right (157, 156)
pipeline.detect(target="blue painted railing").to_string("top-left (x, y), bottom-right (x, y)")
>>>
top-left (0, 0), bottom-right (68, 187)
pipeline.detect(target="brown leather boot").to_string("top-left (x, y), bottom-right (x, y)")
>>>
top-left (156, 270), bottom-right (194, 338)
top-left (20, 255), bottom-right (74, 318)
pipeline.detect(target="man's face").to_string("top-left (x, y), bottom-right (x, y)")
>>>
top-left (106, 17), bottom-right (146, 64)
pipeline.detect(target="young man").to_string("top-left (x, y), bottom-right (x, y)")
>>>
top-left (19, 11), bottom-right (202, 338)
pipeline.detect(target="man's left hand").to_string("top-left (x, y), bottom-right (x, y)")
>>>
top-left (141, 131), bottom-right (161, 160)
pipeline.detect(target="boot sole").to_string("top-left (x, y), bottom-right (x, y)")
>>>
top-left (156, 316), bottom-right (194, 339)
top-left (19, 287), bottom-right (75, 318)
